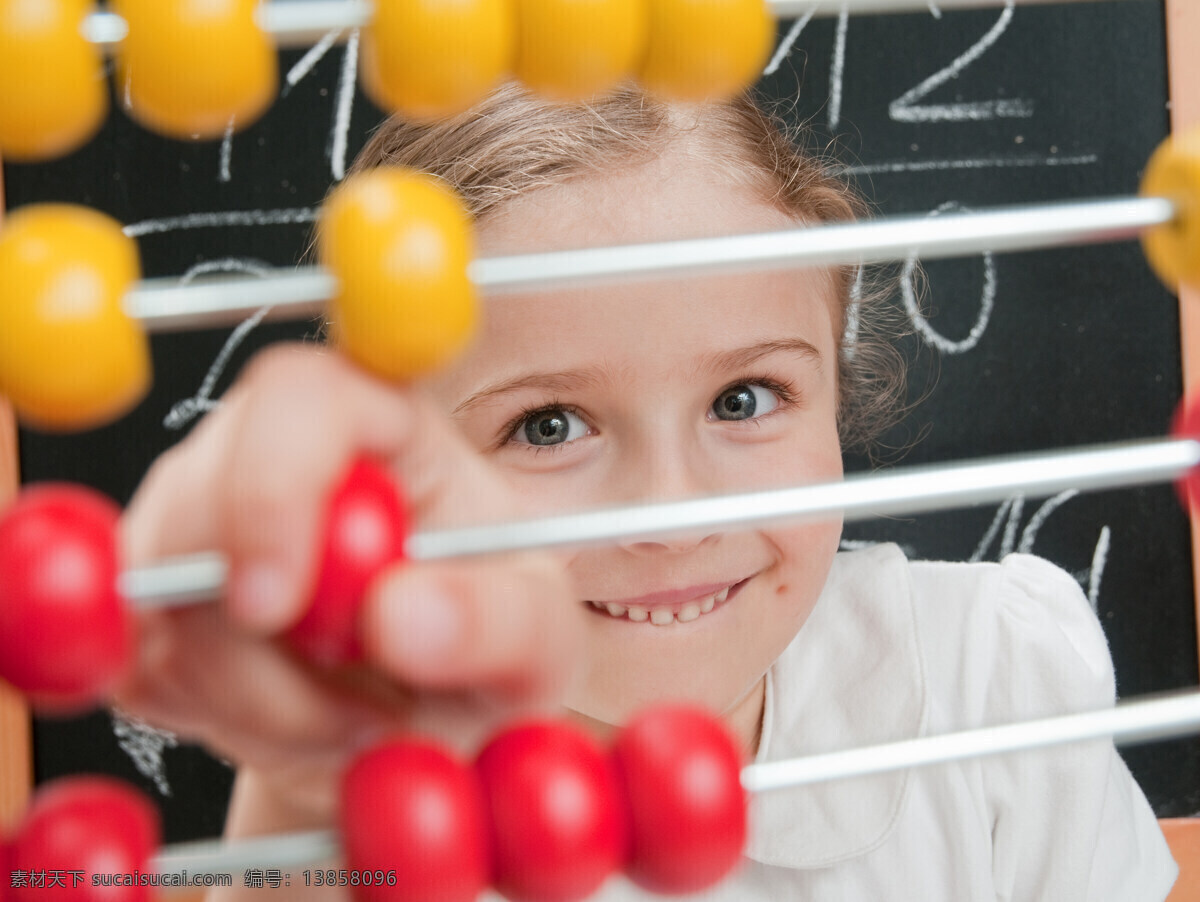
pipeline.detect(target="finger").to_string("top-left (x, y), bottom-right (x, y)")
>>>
top-left (361, 551), bottom-right (584, 707)
top-left (113, 604), bottom-right (394, 758)
top-left (375, 387), bottom-right (518, 530)
top-left (218, 344), bottom-right (418, 633)
top-left (220, 344), bottom-right (528, 635)
top-left (119, 387), bottom-right (246, 566)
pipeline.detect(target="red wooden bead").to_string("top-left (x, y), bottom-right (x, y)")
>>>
top-left (0, 484), bottom-right (129, 710)
top-left (287, 457), bottom-right (409, 666)
top-left (1171, 396), bottom-right (1200, 511)
top-left (341, 739), bottom-right (491, 902)
top-left (10, 776), bottom-right (160, 901)
top-left (476, 721), bottom-right (629, 902)
top-left (1, 837), bottom-right (13, 902)
top-left (613, 706), bottom-right (746, 894)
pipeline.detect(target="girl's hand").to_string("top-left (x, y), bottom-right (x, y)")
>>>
top-left (114, 342), bottom-right (583, 832)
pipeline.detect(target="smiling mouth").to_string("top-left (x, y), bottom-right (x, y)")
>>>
top-left (584, 578), bottom-right (752, 625)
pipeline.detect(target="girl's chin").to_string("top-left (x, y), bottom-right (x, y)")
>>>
top-left (564, 674), bottom-right (768, 757)
top-left (560, 707), bottom-right (620, 742)
top-left (563, 670), bottom-right (756, 730)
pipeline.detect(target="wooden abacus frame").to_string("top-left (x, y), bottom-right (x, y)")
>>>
top-left (1158, 2), bottom-right (1200, 897)
top-left (0, 2), bottom-right (1198, 896)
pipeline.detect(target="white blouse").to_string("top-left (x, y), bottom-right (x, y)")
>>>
top-left (584, 544), bottom-right (1179, 902)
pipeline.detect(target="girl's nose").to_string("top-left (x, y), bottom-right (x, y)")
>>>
top-left (619, 529), bottom-right (722, 556)
top-left (613, 439), bottom-right (723, 555)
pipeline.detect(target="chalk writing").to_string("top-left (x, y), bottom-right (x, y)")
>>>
top-left (273, 26), bottom-right (357, 180)
top-left (164, 259), bottom-right (274, 430)
top-left (828, 6), bottom-right (849, 130)
top-left (1088, 525), bottom-right (1110, 613)
top-left (124, 207), bottom-right (319, 238)
top-left (967, 490), bottom-right (1110, 603)
top-left (331, 29), bottom-right (360, 181)
top-left (842, 153), bottom-right (1098, 176)
top-left (218, 118), bottom-right (234, 183)
top-left (890, 0), bottom-right (1032, 124)
top-left (842, 265), bottom-right (864, 356)
top-left (901, 201), bottom-right (996, 354)
top-left (284, 28), bottom-right (343, 94)
top-left (112, 711), bottom-right (179, 797)
top-left (763, 6), bottom-right (817, 77)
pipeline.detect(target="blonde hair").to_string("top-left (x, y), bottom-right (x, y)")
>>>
top-left (347, 81), bottom-right (907, 454)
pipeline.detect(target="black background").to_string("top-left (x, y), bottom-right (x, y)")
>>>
top-left (3, 0), bottom-right (1196, 844)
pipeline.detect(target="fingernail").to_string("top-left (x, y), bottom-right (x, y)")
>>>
top-left (231, 563), bottom-right (294, 631)
top-left (377, 580), bottom-right (463, 673)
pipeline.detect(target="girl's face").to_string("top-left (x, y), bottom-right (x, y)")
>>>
top-left (422, 141), bottom-right (844, 747)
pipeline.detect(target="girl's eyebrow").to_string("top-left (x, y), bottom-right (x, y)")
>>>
top-left (451, 338), bottom-right (823, 416)
top-left (452, 369), bottom-right (605, 416)
top-left (695, 338), bottom-right (824, 376)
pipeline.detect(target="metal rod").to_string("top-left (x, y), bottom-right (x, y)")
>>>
top-left (81, 3), bottom-right (375, 51)
top-left (148, 687), bottom-right (1200, 877)
top-left (119, 553), bottom-right (229, 609)
top-left (80, 0), bottom-right (1147, 50)
top-left (469, 196), bottom-right (1174, 296)
top-left (768, 0), bottom-right (1140, 16)
top-left (124, 195), bottom-right (1176, 333)
top-left (128, 270), bottom-right (334, 333)
top-left (119, 435), bottom-right (1200, 608)
top-left (412, 436), bottom-right (1200, 557)
top-left (256, 1), bottom-right (372, 46)
top-left (151, 829), bottom-right (340, 877)
top-left (742, 689), bottom-right (1200, 791)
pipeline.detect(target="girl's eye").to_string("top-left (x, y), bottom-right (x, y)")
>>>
top-left (711, 384), bottom-right (781, 421)
top-left (513, 407), bottom-right (589, 447)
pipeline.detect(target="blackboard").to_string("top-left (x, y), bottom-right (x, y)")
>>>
top-left (2, 0), bottom-right (1196, 849)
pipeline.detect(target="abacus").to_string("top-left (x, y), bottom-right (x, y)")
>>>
top-left (2, 0), bottom-right (1200, 900)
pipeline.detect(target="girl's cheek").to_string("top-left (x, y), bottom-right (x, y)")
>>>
top-left (767, 521), bottom-right (843, 599)
top-left (713, 435), bottom-right (843, 494)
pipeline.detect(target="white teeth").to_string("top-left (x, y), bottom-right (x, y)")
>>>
top-left (587, 583), bottom-right (741, 624)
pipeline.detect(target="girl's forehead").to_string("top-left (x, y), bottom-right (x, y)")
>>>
top-left (433, 262), bottom-right (839, 403)
top-left (474, 141), bottom-right (798, 254)
top-left (424, 144), bottom-right (841, 398)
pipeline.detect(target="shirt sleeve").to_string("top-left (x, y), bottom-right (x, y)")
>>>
top-left (980, 554), bottom-right (1178, 902)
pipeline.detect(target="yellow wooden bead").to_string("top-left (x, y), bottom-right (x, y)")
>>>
top-left (319, 169), bottom-right (477, 381)
top-left (0, 0), bottom-right (107, 161)
top-left (0, 206), bottom-right (150, 431)
top-left (362, 0), bottom-right (515, 121)
top-left (514, 0), bottom-right (648, 101)
top-left (112, 0), bottom-right (276, 140)
top-left (639, 0), bottom-right (771, 101)
top-left (1141, 128), bottom-right (1200, 291)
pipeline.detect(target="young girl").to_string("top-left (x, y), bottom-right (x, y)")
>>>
top-left (117, 82), bottom-right (1178, 900)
